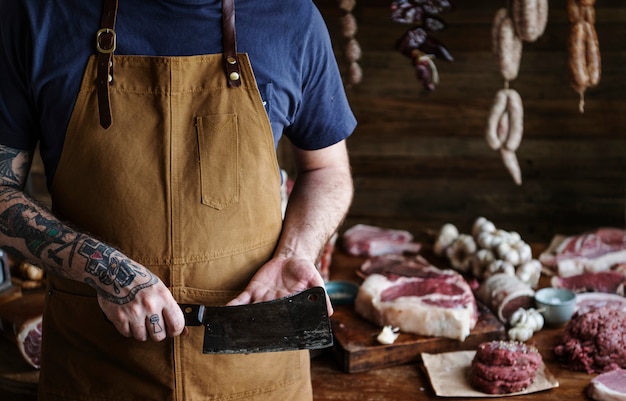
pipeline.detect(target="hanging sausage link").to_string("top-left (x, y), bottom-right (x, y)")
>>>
top-left (511, 0), bottom-right (549, 42)
top-left (339, 0), bottom-right (362, 86)
top-left (567, 0), bottom-right (601, 113)
top-left (485, 88), bottom-right (524, 186)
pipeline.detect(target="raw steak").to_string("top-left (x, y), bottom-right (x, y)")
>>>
top-left (358, 254), bottom-right (437, 278)
top-left (342, 224), bottom-right (421, 257)
top-left (575, 293), bottom-right (626, 315)
top-left (587, 369), bottom-right (626, 401)
top-left (551, 271), bottom-right (626, 295)
top-left (16, 316), bottom-right (42, 369)
top-left (0, 293), bottom-right (45, 369)
top-left (540, 228), bottom-right (626, 277)
top-left (554, 305), bottom-right (626, 373)
top-left (355, 262), bottom-right (478, 341)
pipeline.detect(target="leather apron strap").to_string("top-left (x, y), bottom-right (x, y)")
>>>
top-left (95, 0), bottom-right (241, 129)
top-left (222, 0), bottom-right (242, 87)
top-left (95, 0), bottom-right (118, 129)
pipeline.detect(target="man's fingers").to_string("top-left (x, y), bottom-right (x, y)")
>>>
top-left (162, 305), bottom-right (187, 337)
top-left (130, 320), bottom-right (148, 342)
top-left (324, 293), bottom-right (334, 317)
top-left (146, 314), bottom-right (166, 341)
top-left (226, 291), bottom-right (252, 307)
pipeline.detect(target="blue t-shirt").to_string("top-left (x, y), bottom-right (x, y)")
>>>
top-left (0, 0), bottom-right (356, 187)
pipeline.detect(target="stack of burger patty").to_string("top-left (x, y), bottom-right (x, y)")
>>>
top-left (470, 340), bottom-right (542, 394)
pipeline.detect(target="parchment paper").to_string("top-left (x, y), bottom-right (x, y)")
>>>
top-left (421, 350), bottom-right (559, 397)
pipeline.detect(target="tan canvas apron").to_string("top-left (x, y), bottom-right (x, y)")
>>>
top-left (38, 0), bottom-right (312, 400)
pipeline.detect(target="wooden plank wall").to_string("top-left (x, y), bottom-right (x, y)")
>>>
top-left (23, 1), bottom-right (625, 245)
top-left (308, 0), bottom-right (626, 242)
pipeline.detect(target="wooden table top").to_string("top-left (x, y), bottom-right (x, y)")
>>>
top-left (311, 325), bottom-right (591, 401)
top-left (1, 328), bottom-right (592, 401)
top-left (0, 247), bottom-right (601, 401)
top-left (311, 250), bottom-right (595, 401)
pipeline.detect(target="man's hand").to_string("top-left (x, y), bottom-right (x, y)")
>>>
top-left (227, 255), bottom-right (333, 316)
top-left (0, 145), bottom-right (189, 342)
top-left (227, 140), bottom-right (352, 316)
top-left (97, 274), bottom-right (187, 342)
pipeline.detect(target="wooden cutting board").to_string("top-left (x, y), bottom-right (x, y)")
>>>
top-left (330, 302), bottom-right (506, 373)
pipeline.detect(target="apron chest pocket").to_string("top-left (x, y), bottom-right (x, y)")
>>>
top-left (196, 114), bottom-right (240, 209)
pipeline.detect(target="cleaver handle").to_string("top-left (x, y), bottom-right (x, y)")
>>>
top-left (179, 304), bottom-right (205, 326)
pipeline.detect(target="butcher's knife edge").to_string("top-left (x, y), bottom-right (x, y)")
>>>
top-left (179, 286), bottom-right (333, 354)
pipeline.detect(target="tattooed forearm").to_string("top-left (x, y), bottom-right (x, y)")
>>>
top-left (0, 203), bottom-right (75, 262)
top-left (0, 187), bottom-right (27, 202)
top-left (0, 145), bottom-right (156, 304)
top-left (80, 239), bottom-right (156, 304)
top-left (0, 146), bottom-right (31, 187)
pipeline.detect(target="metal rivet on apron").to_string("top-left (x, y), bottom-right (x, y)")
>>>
top-left (108, 74), bottom-right (113, 83)
top-left (226, 56), bottom-right (237, 65)
top-left (229, 71), bottom-right (240, 81)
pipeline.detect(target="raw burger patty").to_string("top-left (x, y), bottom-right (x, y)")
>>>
top-left (470, 374), bottom-right (534, 395)
top-left (470, 340), bottom-right (542, 395)
top-left (471, 359), bottom-right (538, 382)
top-left (474, 340), bottom-right (542, 367)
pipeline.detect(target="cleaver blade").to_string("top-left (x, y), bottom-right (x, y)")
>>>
top-left (180, 286), bottom-right (333, 354)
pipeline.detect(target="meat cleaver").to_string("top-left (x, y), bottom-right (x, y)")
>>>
top-left (180, 286), bottom-right (333, 354)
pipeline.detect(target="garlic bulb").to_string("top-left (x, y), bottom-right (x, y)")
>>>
top-left (446, 234), bottom-right (476, 273)
top-left (516, 259), bottom-right (542, 288)
top-left (434, 223), bottom-right (459, 256)
top-left (472, 216), bottom-right (496, 237)
top-left (507, 307), bottom-right (544, 341)
top-left (484, 259), bottom-right (515, 278)
top-left (438, 217), bottom-right (538, 284)
top-left (471, 248), bottom-right (496, 278)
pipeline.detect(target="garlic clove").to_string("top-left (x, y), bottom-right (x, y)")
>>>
top-left (477, 231), bottom-right (495, 249)
top-left (472, 217), bottom-right (496, 237)
top-left (509, 307), bottom-right (529, 327)
top-left (503, 249), bottom-right (521, 266)
top-left (377, 325), bottom-right (400, 345)
top-left (508, 325), bottom-right (533, 342)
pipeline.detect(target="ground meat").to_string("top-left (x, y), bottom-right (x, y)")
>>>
top-left (471, 359), bottom-right (538, 382)
top-left (470, 374), bottom-right (534, 395)
top-left (554, 305), bottom-right (626, 373)
top-left (474, 340), bottom-right (542, 368)
top-left (470, 340), bottom-right (542, 394)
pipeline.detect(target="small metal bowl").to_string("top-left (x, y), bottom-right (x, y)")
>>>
top-left (325, 281), bottom-right (359, 306)
top-left (535, 287), bottom-right (577, 326)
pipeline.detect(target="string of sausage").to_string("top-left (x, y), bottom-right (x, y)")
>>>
top-left (567, 0), bottom-right (601, 113)
top-left (339, 0), bottom-right (363, 87)
top-left (486, 0), bottom-right (547, 186)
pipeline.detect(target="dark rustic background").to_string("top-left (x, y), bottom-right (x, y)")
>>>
top-left (302, 0), bottom-right (626, 243)
top-left (26, 0), bottom-right (625, 245)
